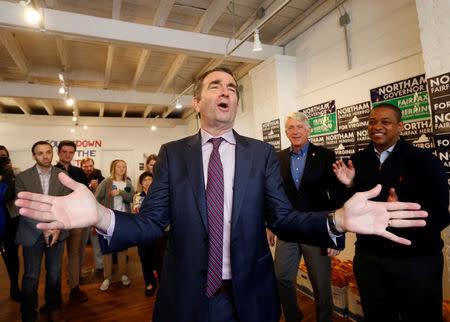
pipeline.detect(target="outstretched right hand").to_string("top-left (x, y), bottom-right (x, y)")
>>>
top-left (332, 159), bottom-right (355, 187)
top-left (15, 172), bottom-right (111, 232)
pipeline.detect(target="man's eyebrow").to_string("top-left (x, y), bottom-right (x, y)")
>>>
top-left (207, 80), bottom-right (237, 88)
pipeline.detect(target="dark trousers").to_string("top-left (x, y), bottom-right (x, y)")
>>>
top-left (274, 239), bottom-right (332, 322)
top-left (138, 231), bottom-right (169, 286)
top-left (1, 216), bottom-right (20, 293)
top-left (205, 282), bottom-right (239, 322)
top-left (20, 235), bottom-right (65, 316)
top-left (354, 250), bottom-right (443, 322)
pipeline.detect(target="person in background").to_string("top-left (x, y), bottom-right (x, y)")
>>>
top-left (55, 140), bottom-right (89, 303)
top-left (145, 154), bottom-right (157, 175)
top-left (0, 145), bottom-right (21, 302)
top-left (81, 157), bottom-right (104, 192)
top-left (133, 171), bottom-right (158, 296)
top-left (268, 112), bottom-right (345, 322)
top-left (143, 153), bottom-right (169, 294)
top-left (15, 141), bottom-right (71, 322)
top-left (95, 159), bottom-right (134, 291)
top-left (333, 103), bottom-right (450, 321)
top-left (80, 157), bottom-right (104, 277)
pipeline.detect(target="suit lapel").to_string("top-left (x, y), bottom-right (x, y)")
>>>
top-left (301, 144), bottom-right (316, 182)
top-left (48, 167), bottom-right (60, 195)
top-left (184, 131), bottom-right (208, 233)
top-left (280, 148), bottom-right (298, 191)
top-left (231, 131), bottom-right (252, 232)
top-left (30, 165), bottom-right (44, 194)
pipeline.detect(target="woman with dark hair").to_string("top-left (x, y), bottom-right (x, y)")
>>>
top-left (145, 154), bottom-right (157, 174)
top-left (0, 145), bottom-right (21, 302)
top-left (132, 171), bottom-right (158, 296)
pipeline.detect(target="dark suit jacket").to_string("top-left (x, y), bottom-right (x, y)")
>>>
top-left (15, 165), bottom-right (71, 247)
top-left (278, 143), bottom-right (345, 212)
top-left (100, 131), bottom-right (337, 322)
top-left (278, 144), bottom-right (345, 249)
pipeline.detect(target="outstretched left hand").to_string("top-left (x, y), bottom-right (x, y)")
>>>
top-left (334, 185), bottom-right (427, 245)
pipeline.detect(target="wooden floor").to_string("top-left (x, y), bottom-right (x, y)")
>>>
top-left (0, 244), bottom-right (351, 321)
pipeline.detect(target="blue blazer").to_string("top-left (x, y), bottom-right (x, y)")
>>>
top-left (100, 131), bottom-right (338, 322)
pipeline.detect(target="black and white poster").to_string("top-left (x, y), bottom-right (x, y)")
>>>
top-left (262, 118), bottom-right (281, 152)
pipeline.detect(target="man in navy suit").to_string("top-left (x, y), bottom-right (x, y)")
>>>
top-left (15, 68), bottom-right (427, 322)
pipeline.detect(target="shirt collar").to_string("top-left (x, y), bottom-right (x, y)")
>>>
top-left (200, 128), bottom-right (236, 146)
top-left (290, 141), bottom-right (310, 156)
top-left (36, 165), bottom-right (52, 176)
top-left (374, 142), bottom-right (396, 156)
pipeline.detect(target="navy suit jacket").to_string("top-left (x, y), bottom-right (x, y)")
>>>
top-left (100, 131), bottom-right (338, 322)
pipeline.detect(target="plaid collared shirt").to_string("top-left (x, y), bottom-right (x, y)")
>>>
top-left (36, 166), bottom-right (52, 195)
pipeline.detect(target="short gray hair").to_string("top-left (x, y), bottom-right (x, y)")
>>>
top-left (285, 112), bottom-right (311, 129)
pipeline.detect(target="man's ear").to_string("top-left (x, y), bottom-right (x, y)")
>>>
top-left (193, 97), bottom-right (200, 113)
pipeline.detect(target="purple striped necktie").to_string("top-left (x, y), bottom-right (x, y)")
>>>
top-left (206, 137), bottom-right (225, 298)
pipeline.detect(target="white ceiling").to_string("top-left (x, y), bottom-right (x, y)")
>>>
top-left (0, 0), bottom-right (344, 127)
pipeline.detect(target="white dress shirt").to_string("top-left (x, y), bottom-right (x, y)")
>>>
top-left (200, 128), bottom-right (236, 280)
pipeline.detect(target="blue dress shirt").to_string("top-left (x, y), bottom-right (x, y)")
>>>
top-left (290, 142), bottom-right (310, 190)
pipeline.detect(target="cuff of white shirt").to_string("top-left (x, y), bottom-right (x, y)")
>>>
top-left (326, 220), bottom-right (342, 246)
top-left (95, 209), bottom-right (116, 237)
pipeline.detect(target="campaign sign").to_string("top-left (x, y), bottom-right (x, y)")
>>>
top-left (302, 100), bottom-right (337, 136)
top-left (262, 118), bottom-right (281, 152)
top-left (370, 74), bottom-right (431, 122)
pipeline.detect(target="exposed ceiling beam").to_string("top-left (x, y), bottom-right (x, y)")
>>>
top-left (0, 2), bottom-right (282, 63)
top-left (121, 104), bottom-right (127, 118)
top-left (143, 105), bottom-right (152, 118)
top-left (39, 99), bottom-right (55, 115)
top-left (152, 0), bottom-right (175, 27)
top-left (0, 81), bottom-right (193, 106)
top-left (195, 58), bottom-right (224, 79)
top-left (159, 0), bottom-right (230, 96)
top-left (104, 45), bottom-right (114, 89)
top-left (131, 49), bottom-right (150, 90)
top-left (99, 103), bottom-right (104, 117)
top-left (162, 106), bottom-right (173, 119)
top-left (233, 63), bottom-right (257, 80)
top-left (182, 108), bottom-right (196, 120)
top-left (195, 0), bottom-right (232, 34)
top-left (233, 0), bottom-right (283, 40)
top-left (55, 36), bottom-right (69, 71)
top-left (158, 54), bottom-right (187, 92)
top-left (0, 31), bottom-right (29, 75)
top-left (0, 114), bottom-right (188, 128)
top-left (13, 98), bottom-right (31, 114)
top-left (270, 0), bottom-right (346, 46)
top-left (112, 0), bottom-right (122, 19)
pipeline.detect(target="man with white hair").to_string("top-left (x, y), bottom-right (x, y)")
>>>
top-left (268, 112), bottom-right (344, 322)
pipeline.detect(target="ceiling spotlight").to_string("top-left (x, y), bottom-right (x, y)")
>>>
top-left (83, 125), bottom-right (88, 130)
top-left (253, 28), bottom-right (262, 52)
top-left (72, 116), bottom-right (77, 122)
top-left (59, 86), bottom-right (66, 94)
top-left (20, 1), bottom-right (41, 24)
top-left (70, 127), bottom-right (75, 133)
top-left (151, 125), bottom-right (156, 131)
top-left (25, 6), bottom-right (41, 24)
top-left (175, 100), bottom-right (182, 109)
top-left (66, 97), bottom-right (74, 107)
